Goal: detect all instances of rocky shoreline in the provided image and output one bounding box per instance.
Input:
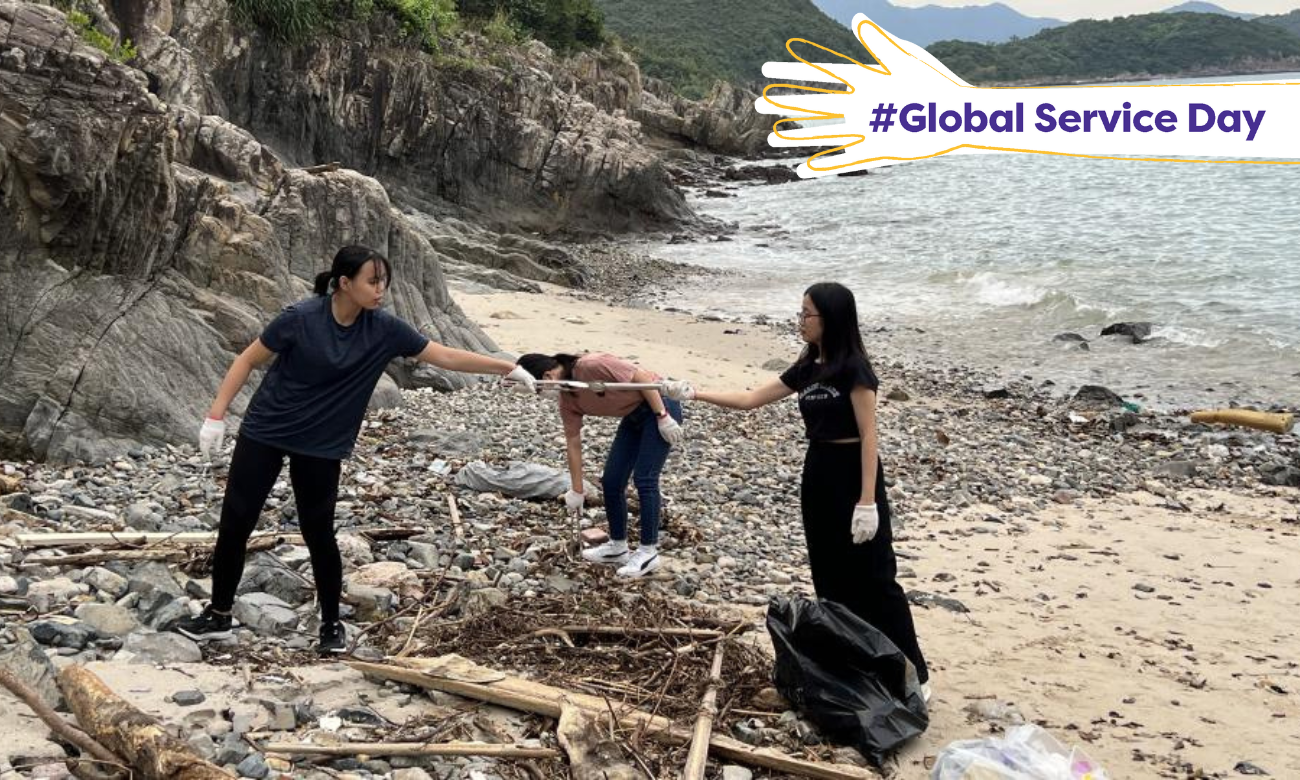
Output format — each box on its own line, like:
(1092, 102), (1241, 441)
(3, 259), (1299, 776)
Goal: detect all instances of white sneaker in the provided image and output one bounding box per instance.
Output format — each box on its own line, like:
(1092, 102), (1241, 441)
(616, 547), (661, 578)
(581, 539), (629, 565)
(921, 682), (933, 703)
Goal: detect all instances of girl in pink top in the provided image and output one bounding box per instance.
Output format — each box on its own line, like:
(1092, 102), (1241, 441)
(516, 352), (684, 577)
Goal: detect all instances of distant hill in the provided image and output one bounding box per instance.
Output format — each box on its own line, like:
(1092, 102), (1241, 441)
(812, 0), (1064, 46)
(927, 11), (1300, 84)
(1162, 2), (1258, 20)
(1256, 8), (1300, 37)
(593, 0), (868, 99)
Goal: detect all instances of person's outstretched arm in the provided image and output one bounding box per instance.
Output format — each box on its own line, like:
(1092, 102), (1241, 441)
(417, 342), (511, 375)
(207, 339), (276, 420)
(416, 342), (535, 389)
(693, 378), (794, 411)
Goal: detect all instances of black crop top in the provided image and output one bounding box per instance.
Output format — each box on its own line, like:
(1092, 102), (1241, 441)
(779, 356), (880, 441)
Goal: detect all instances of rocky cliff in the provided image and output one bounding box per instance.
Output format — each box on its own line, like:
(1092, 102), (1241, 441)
(0, 0), (769, 462)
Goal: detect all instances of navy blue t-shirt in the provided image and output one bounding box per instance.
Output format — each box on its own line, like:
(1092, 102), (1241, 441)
(239, 296), (430, 459)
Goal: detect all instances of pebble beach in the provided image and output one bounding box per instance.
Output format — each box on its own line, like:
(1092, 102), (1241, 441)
(1, 268), (1298, 779)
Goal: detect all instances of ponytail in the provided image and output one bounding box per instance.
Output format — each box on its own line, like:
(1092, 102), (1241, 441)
(313, 271), (334, 296)
(517, 352), (583, 380)
(313, 245), (392, 297)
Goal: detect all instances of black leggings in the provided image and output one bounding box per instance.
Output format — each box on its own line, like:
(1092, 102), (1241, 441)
(800, 441), (929, 683)
(211, 435), (343, 622)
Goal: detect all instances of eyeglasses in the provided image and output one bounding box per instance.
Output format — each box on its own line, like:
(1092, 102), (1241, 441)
(796, 312), (821, 324)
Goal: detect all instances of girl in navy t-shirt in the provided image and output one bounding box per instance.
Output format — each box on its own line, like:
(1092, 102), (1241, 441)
(176, 245), (536, 654)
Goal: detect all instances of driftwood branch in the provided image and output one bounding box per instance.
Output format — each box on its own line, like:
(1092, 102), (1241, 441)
(38, 535), (283, 568)
(260, 741), (558, 759)
(0, 668), (124, 770)
(16, 531), (301, 549)
(18, 527), (421, 550)
(303, 161), (341, 175)
(57, 666), (232, 779)
(351, 657), (880, 780)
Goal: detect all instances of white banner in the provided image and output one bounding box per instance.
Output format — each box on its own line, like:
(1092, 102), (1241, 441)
(758, 15), (1300, 175)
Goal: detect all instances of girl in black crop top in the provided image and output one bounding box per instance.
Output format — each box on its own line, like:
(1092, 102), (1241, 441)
(674, 282), (931, 696)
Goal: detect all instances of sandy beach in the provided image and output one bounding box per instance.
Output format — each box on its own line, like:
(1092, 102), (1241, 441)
(456, 284), (789, 390)
(458, 284), (1300, 777)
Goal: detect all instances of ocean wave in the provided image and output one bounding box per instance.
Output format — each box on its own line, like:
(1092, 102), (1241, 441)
(962, 272), (1055, 308)
(1150, 325), (1226, 349)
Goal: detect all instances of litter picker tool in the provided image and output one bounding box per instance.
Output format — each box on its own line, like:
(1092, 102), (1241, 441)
(532, 380), (670, 395)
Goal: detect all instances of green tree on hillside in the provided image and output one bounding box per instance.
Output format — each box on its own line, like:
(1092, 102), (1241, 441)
(593, 0), (873, 99)
(928, 12), (1300, 84)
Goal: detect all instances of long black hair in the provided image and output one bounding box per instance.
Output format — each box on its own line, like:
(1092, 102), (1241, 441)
(795, 282), (873, 383)
(313, 245), (392, 296)
(516, 353), (582, 380)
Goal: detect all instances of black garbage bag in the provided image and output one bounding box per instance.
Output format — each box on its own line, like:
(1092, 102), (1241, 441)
(766, 596), (928, 762)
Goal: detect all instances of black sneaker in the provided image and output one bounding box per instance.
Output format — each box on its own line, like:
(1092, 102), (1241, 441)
(175, 606), (233, 640)
(318, 621), (347, 655)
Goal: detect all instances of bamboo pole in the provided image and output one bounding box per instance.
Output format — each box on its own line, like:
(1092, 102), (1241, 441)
(260, 741), (558, 759)
(350, 658), (879, 780)
(682, 640), (726, 780)
(1190, 408), (1294, 434)
(448, 495), (464, 542)
(552, 626), (723, 640)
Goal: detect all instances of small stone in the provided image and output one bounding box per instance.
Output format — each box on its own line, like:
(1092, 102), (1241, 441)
(73, 603), (139, 636)
(82, 567), (129, 598)
(235, 752), (269, 779)
(1233, 761), (1269, 775)
(187, 732), (218, 761)
(214, 734), (250, 765)
(461, 587), (507, 618)
(121, 631), (203, 664)
(1052, 489), (1079, 504)
(172, 690), (206, 706)
(1155, 460), (1198, 479)
(29, 619), (95, 650)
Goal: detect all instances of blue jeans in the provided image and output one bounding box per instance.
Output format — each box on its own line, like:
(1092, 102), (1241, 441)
(602, 400), (682, 546)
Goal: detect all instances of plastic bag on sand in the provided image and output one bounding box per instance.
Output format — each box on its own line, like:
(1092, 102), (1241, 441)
(766, 596), (928, 762)
(931, 724), (1110, 780)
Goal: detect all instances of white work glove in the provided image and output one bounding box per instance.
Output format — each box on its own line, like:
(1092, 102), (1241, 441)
(564, 489), (584, 513)
(504, 365), (537, 395)
(662, 379), (695, 401)
(198, 417), (226, 459)
(851, 504), (879, 544)
(656, 414), (683, 446)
